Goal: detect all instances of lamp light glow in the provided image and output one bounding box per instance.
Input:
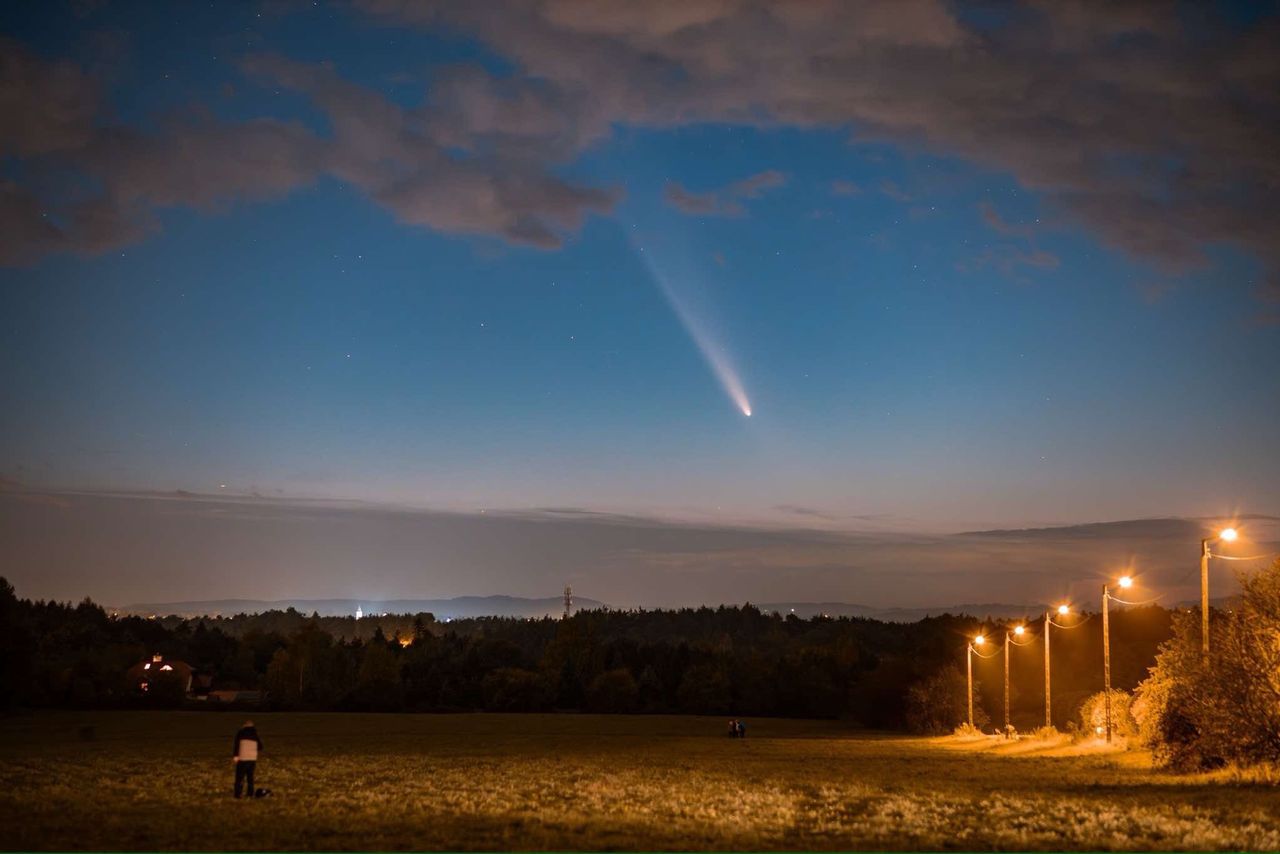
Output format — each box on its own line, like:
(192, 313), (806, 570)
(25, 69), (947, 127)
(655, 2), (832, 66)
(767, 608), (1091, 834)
(974, 634), (985, 645)
(1014, 625), (1025, 635)
(1118, 575), (1133, 589)
(1219, 527), (1238, 542)
(1057, 604), (1070, 615)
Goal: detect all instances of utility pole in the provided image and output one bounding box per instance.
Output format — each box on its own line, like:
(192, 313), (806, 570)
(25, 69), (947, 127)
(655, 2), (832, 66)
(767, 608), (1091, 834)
(1199, 527), (1239, 665)
(967, 643), (974, 728)
(1004, 630), (1011, 733)
(1044, 610), (1051, 730)
(1200, 538), (1211, 665)
(1102, 584), (1112, 744)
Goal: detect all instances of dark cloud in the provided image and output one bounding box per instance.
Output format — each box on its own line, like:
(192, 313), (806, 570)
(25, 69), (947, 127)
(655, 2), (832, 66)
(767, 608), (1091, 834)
(0, 41), (619, 265)
(978, 201), (1036, 239)
(663, 169), (786, 216)
(4, 1), (1280, 298)
(354, 0), (1280, 300)
(0, 38), (99, 157)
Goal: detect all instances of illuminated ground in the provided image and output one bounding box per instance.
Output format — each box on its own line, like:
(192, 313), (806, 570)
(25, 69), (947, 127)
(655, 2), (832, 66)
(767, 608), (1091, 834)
(1, 712), (1277, 851)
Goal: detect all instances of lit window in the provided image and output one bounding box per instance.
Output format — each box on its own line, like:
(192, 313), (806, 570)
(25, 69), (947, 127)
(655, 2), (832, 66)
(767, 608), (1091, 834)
(144, 663), (151, 670)
(160, 664), (173, 671)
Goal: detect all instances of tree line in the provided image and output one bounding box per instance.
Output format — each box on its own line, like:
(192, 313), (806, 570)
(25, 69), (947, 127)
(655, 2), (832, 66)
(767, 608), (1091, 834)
(0, 575), (1174, 729)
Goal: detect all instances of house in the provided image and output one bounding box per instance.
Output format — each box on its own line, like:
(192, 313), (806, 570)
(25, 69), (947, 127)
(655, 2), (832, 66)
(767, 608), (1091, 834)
(126, 653), (194, 696)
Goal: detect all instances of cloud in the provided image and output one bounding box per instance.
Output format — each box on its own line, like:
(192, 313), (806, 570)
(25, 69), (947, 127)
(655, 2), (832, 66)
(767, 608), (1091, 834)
(243, 52), (622, 249)
(5, 1), (1280, 301)
(0, 44), (326, 265)
(4, 487), (1274, 608)
(978, 201), (1036, 239)
(0, 43), (620, 266)
(0, 38), (99, 157)
(664, 169), (786, 217)
(830, 180), (862, 196)
(353, 0), (1280, 302)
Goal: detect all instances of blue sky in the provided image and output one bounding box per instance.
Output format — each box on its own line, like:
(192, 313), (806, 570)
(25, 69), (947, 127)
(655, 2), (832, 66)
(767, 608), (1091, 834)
(2, 1), (1278, 606)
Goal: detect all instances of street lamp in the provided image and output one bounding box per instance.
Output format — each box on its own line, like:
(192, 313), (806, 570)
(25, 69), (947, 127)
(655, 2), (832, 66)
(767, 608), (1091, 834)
(1102, 575), (1134, 743)
(1004, 624), (1029, 735)
(1043, 604), (1071, 729)
(967, 634), (998, 730)
(1200, 526), (1238, 663)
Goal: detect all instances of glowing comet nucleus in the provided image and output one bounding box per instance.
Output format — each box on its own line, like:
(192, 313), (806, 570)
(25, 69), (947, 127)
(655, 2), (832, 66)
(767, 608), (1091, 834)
(638, 245), (752, 417)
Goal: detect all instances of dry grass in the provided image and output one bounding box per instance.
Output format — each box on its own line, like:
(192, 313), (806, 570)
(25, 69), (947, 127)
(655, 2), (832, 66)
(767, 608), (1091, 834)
(1, 712), (1278, 851)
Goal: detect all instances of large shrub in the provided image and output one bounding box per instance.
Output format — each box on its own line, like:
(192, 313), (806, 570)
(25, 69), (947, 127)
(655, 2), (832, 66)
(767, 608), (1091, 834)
(905, 665), (988, 734)
(1135, 559), (1280, 770)
(1077, 689), (1136, 739)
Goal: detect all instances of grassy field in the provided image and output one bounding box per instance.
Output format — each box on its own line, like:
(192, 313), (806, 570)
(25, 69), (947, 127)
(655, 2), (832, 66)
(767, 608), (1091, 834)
(1, 712), (1278, 851)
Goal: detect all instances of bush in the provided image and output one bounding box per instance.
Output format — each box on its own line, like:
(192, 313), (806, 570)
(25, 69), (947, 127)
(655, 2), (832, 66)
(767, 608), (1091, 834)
(906, 665), (989, 734)
(1027, 725), (1060, 740)
(1135, 560), (1280, 770)
(1078, 689), (1136, 740)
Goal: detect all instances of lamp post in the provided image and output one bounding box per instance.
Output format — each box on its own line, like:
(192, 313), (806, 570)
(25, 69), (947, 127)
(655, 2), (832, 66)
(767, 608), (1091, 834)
(1200, 526), (1238, 663)
(1102, 575), (1132, 743)
(1004, 624), (1025, 733)
(1044, 604), (1069, 729)
(967, 634), (985, 728)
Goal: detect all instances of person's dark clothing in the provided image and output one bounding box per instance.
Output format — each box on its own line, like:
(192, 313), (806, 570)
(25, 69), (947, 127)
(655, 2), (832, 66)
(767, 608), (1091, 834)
(234, 760), (256, 799)
(232, 725), (263, 799)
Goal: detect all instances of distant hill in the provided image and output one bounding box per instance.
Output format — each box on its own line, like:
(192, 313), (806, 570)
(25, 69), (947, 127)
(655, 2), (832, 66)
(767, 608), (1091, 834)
(755, 602), (1050, 622)
(116, 595), (606, 620)
(119, 596), (1052, 623)
(119, 595), (1223, 623)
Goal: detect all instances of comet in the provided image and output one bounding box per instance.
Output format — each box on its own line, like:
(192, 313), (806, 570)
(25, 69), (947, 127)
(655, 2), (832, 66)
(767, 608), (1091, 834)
(636, 243), (753, 417)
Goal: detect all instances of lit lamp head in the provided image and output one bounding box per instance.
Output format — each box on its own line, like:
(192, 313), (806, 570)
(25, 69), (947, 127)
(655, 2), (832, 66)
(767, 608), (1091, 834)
(1057, 604), (1070, 616)
(1118, 575), (1134, 589)
(974, 634), (985, 646)
(1219, 527), (1238, 542)
(1013, 625), (1025, 636)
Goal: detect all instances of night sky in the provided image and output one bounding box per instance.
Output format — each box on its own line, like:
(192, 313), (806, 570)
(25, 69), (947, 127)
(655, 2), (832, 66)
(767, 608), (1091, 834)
(2, 2), (1278, 606)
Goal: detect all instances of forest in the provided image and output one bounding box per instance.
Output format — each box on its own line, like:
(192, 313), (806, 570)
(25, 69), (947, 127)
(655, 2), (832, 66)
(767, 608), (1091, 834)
(0, 575), (1174, 731)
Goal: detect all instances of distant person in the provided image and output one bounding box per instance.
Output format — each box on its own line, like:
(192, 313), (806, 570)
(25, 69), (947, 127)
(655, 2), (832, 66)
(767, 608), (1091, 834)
(232, 719), (263, 799)
(736, 719), (746, 738)
(728, 719), (739, 738)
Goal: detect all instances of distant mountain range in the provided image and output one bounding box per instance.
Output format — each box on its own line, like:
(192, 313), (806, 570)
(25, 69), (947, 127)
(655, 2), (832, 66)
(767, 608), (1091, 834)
(117, 595), (1073, 623)
(754, 602), (1052, 621)
(116, 595), (606, 620)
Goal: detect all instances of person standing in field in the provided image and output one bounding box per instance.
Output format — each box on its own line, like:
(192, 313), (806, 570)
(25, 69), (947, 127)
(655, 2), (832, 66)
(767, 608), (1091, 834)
(232, 719), (262, 799)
